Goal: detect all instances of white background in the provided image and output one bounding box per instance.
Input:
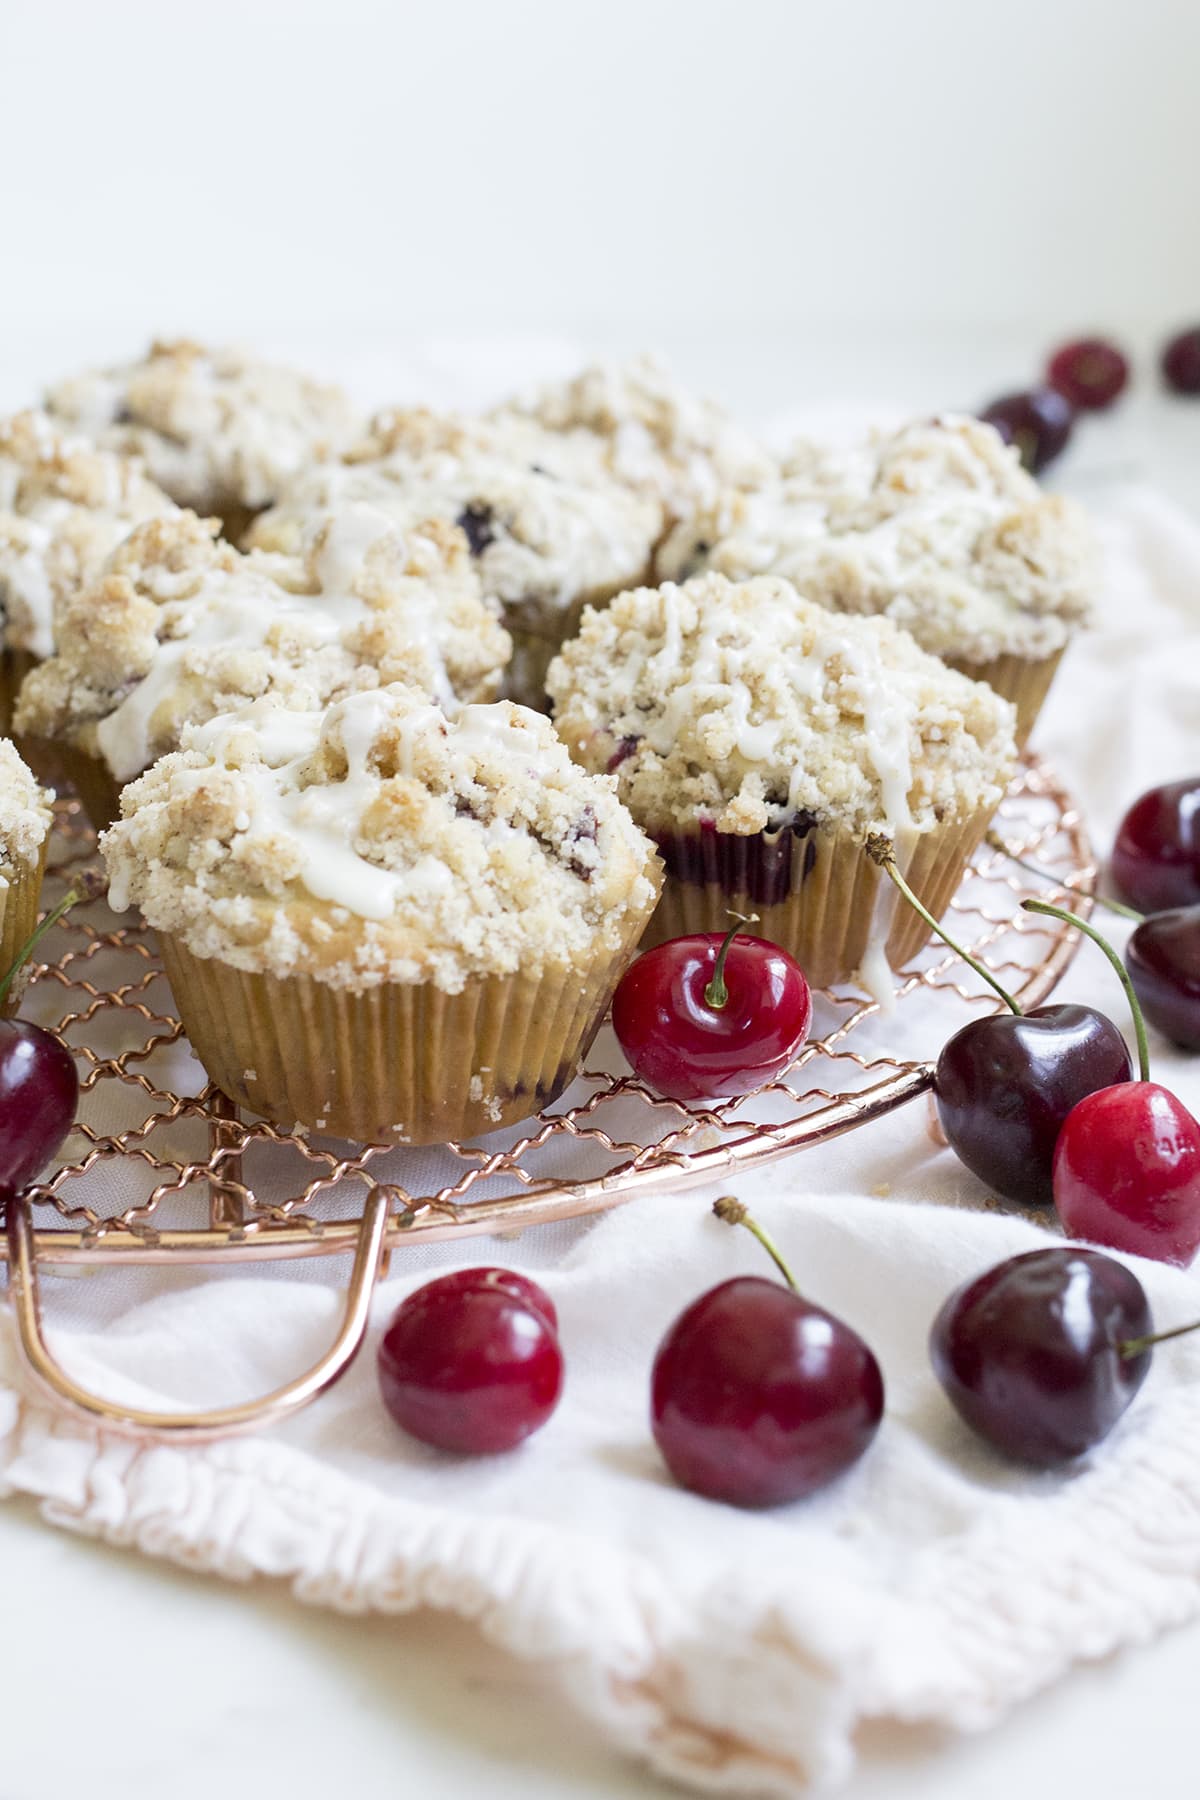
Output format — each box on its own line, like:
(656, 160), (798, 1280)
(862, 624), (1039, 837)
(1, 3), (1200, 1797)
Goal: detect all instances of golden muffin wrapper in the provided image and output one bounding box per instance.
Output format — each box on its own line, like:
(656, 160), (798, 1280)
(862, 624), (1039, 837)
(947, 645), (1066, 750)
(642, 806), (997, 992)
(157, 882), (658, 1145)
(0, 831), (49, 1017)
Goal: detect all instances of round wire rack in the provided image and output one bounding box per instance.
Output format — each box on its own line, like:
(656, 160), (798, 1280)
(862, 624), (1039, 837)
(6, 755), (1095, 1440)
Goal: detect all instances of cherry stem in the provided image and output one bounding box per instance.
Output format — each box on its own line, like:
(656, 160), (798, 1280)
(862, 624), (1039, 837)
(712, 1195), (798, 1292)
(1120, 1319), (1200, 1359)
(864, 832), (1021, 1015)
(1022, 899), (1151, 1083)
(0, 885), (83, 1010)
(985, 832), (1144, 923)
(703, 912), (759, 1011)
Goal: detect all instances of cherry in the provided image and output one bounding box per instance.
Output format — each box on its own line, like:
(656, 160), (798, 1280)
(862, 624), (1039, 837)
(1054, 1083), (1200, 1266)
(1019, 898), (1200, 1266)
(934, 1006), (1132, 1207)
(980, 387), (1074, 474)
(377, 1267), (563, 1454)
(650, 1198), (884, 1507)
(612, 916), (812, 1102)
(0, 886), (81, 1190)
(866, 837), (1132, 1206)
(930, 1247), (1155, 1465)
(1045, 337), (1129, 411)
(1126, 907), (1200, 1051)
(1111, 776), (1200, 914)
(1161, 327), (1200, 396)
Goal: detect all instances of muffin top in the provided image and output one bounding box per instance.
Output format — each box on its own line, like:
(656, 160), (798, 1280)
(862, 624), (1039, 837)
(0, 736), (53, 883)
(655, 416), (1095, 664)
(15, 510), (510, 780)
(547, 574), (1017, 840)
(44, 340), (361, 516)
(0, 410), (175, 658)
(495, 355), (776, 520)
(248, 410), (662, 617)
(101, 687), (661, 993)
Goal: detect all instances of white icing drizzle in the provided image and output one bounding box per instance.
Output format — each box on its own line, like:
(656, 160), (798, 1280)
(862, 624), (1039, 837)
(162, 693), (553, 923)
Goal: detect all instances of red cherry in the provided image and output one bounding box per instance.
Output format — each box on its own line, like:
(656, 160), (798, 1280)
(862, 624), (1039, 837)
(1053, 1083), (1200, 1266)
(980, 388), (1074, 473)
(1162, 328), (1200, 396)
(0, 1019), (78, 1188)
(377, 1267), (563, 1454)
(1111, 776), (1200, 914)
(1126, 907), (1200, 1050)
(612, 919), (812, 1102)
(1045, 337), (1129, 410)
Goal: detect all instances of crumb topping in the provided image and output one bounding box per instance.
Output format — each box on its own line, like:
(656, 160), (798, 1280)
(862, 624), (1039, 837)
(655, 416), (1096, 663)
(547, 574), (1017, 839)
(101, 687), (661, 992)
(495, 355), (777, 519)
(0, 410), (175, 658)
(248, 409), (662, 621)
(44, 340), (361, 515)
(15, 511), (510, 779)
(0, 737), (52, 882)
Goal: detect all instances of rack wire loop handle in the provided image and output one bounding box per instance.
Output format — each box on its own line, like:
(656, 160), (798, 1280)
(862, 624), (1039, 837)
(5, 1184), (391, 1442)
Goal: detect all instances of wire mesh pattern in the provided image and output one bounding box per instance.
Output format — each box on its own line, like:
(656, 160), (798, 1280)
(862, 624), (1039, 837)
(13, 755), (1094, 1269)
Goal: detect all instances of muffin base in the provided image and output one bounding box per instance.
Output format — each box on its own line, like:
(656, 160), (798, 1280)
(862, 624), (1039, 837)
(505, 568), (653, 711)
(0, 833), (49, 1016)
(642, 808), (996, 991)
(948, 646), (1065, 750)
(157, 912), (656, 1146)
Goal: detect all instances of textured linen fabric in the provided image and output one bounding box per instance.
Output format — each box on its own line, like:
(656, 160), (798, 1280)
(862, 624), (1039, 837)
(0, 484), (1198, 1796)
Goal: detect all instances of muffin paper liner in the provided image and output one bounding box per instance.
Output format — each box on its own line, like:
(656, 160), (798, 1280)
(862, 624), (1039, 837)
(30, 742), (125, 833)
(948, 646), (1066, 750)
(0, 832), (49, 1016)
(157, 889), (658, 1146)
(641, 807), (997, 991)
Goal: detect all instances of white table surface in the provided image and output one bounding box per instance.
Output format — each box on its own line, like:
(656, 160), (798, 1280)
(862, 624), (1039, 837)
(2, 330), (1199, 1799)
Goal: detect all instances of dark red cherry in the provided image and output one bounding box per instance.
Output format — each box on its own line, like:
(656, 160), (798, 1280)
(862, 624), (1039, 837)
(1054, 1083), (1200, 1266)
(377, 1267), (563, 1454)
(651, 1275), (883, 1507)
(1045, 337), (1129, 410)
(612, 921), (812, 1102)
(1126, 907), (1200, 1050)
(1112, 777), (1200, 913)
(933, 1005), (1133, 1207)
(0, 1019), (79, 1189)
(980, 387), (1074, 473)
(930, 1247), (1153, 1465)
(1162, 327), (1200, 396)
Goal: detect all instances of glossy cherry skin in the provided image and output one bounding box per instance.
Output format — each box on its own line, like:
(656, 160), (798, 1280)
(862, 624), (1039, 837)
(933, 1005), (1133, 1208)
(377, 1268), (563, 1454)
(0, 1019), (79, 1189)
(1054, 1084), (1200, 1266)
(612, 933), (812, 1102)
(930, 1248), (1153, 1466)
(1126, 907), (1200, 1050)
(1162, 327), (1200, 396)
(1111, 777), (1200, 913)
(651, 1276), (884, 1507)
(1046, 337), (1129, 411)
(980, 387), (1074, 473)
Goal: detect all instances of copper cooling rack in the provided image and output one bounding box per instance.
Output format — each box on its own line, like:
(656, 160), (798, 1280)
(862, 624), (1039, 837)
(3, 755), (1094, 1440)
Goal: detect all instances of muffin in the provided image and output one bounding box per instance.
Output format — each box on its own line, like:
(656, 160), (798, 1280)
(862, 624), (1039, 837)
(494, 354), (777, 524)
(101, 687), (662, 1143)
(656, 416), (1095, 745)
(44, 339), (361, 541)
(547, 574), (1018, 993)
(14, 508), (510, 830)
(0, 738), (53, 1010)
(0, 409), (175, 734)
(247, 409), (663, 707)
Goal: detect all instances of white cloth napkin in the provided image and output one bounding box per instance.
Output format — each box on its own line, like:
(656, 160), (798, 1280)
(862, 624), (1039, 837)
(2, 485), (1200, 1797)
